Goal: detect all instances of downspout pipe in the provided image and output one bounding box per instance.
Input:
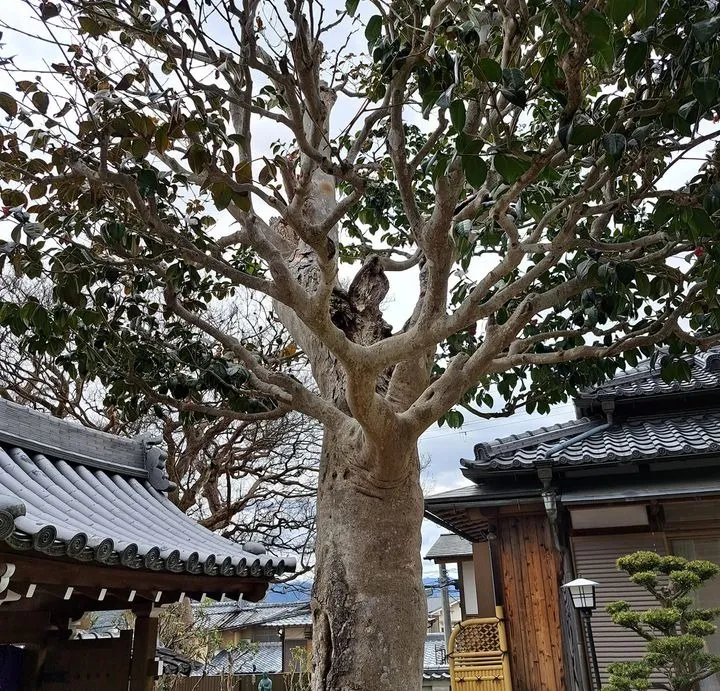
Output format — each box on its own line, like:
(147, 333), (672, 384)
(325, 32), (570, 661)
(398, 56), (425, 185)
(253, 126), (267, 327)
(543, 421), (612, 460)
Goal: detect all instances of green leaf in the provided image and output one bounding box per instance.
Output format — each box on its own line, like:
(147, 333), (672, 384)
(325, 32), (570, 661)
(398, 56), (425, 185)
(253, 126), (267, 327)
(616, 262), (636, 285)
(690, 208), (717, 237)
(463, 156), (488, 189)
(211, 182), (233, 211)
(41, 2), (61, 20)
(136, 169), (158, 195)
(502, 68), (525, 91)
(110, 117), (133, 137)
(569, 123), (603, 146)
(131, 138), (150, 159)
(473, 58), (502, 82)
(692, 16), (720, 44)
(601, 133), (627, 165)
(635, 0), (659, 28)
(678, 99), (699, 122)
(186, 143), (210, 175)
(449, 100), (466, 132)
(116, 73), (135, 91)
(346, 0), (359, 16)
(652, 199), (675, 226)
(630, 124), (652, 145)
(494, 154), (531, 184)
(78, 15), (107, 37)
(445, 410), (464, 428)
(455, 132), (483, 155)
(154, 124), (170, 154)
(584, 9), (611, 44)
(607, 0), (634, 24)
(0, 92), (17, 118)
(576, 258), (598, 281)
(1, 190), (27, 207)
(365, 15), (383, 46)
(500, 88), (527, 108)
(624, 42), (648, 77)
(692, 78), (720, 109)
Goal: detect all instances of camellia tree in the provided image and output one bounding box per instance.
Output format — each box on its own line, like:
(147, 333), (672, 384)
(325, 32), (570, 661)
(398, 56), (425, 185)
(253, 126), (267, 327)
(1, 0), (720, 687)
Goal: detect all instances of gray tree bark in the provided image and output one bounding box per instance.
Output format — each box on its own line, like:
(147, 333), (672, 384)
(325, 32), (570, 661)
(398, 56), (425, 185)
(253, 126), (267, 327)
(310, 421), (427, 690)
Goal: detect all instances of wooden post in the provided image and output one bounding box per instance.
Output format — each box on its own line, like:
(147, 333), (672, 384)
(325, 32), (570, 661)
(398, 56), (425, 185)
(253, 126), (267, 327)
(129, 609), (158, 691)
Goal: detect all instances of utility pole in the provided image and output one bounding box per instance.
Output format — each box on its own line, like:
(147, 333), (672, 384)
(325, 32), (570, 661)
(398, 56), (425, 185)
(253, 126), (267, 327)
(439, 562), (453, 652)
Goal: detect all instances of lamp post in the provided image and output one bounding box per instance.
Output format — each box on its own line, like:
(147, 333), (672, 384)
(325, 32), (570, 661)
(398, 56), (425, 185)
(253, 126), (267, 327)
(562, 577), (601, 691)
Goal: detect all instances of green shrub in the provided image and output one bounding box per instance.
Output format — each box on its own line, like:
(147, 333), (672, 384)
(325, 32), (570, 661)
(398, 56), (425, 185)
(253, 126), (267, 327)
(604, 551), (720, 691)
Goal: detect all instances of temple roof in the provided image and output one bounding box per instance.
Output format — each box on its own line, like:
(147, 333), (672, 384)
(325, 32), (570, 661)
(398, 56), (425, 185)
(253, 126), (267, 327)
(0, 399), (294, 583)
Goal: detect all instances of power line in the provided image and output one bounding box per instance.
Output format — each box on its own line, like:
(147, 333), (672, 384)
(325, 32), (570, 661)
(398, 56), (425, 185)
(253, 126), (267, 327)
(420, 409), (573, 441)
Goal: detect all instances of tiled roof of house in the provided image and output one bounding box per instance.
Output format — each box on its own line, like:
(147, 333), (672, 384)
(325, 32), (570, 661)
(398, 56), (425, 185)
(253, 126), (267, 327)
(203, 641), (284, 675)
(576, 349), (720, 402)
(461, 350), (720, 475)
(0, 399), (294, 580)
(424, 632), (449, 668)
(197, 600), (312, 630)
(463, 410), (720, 473)
(199, 635), (450, 679)
(425, 533), (473, 560)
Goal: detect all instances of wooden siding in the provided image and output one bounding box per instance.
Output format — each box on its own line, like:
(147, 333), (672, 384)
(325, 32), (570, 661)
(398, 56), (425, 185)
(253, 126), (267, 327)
(497, 514), (565, 691)
(572, 533), (666, 686)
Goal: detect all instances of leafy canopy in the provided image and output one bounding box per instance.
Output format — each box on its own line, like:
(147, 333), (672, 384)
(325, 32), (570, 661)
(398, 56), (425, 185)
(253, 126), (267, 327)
(0, 0), (719, 433)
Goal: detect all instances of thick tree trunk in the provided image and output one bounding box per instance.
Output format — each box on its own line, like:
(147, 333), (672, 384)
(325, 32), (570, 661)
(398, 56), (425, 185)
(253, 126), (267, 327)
(311, 421), (426, 691)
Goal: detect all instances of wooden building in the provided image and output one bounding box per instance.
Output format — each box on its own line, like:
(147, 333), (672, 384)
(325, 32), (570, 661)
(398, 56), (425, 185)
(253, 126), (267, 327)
(0, 399), (295, 690)
(425, 349), (720, 691)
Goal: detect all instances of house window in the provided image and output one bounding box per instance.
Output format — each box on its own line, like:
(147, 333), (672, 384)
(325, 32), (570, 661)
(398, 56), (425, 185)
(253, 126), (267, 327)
(671, 538), (720, 691)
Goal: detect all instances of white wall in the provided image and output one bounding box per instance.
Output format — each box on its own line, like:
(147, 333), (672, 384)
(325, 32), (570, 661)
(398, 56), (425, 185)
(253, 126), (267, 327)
(461, 560), (478, 616)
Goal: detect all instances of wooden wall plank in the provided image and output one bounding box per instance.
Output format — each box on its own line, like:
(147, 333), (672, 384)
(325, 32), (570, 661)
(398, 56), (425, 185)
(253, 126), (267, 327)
(498, 515), (566, 691)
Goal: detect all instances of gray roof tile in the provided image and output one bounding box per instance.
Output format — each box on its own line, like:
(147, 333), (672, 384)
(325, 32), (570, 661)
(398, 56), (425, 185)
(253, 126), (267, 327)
(425, 533), (473, 560)
(424, 632), (449, 668)
(200, 635), (449, 677)
(464, 411), (720, 473)
(0, 404), (296, 580)
(577, 348), (720, 402)
(201, 641), (283, 675)
(198, 600), (312, 630)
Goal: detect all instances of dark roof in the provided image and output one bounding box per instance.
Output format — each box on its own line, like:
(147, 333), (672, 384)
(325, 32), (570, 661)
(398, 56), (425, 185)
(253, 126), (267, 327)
(560, 472), (720, 505)
(198, 600), (312, 630)
(576, 348), (720, 403)
(425, 533), (473, 560)
(0, 399), (295, 580)
(424, 632), (449, 668)
(202, 641), (283, 675)
(463, 410), (720, 475)
(199, 635), (449, 679)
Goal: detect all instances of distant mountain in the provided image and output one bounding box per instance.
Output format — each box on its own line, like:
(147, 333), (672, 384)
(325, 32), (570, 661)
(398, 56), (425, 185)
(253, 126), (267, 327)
(265, 581), (312, 603)
(265, 577), (458, 604)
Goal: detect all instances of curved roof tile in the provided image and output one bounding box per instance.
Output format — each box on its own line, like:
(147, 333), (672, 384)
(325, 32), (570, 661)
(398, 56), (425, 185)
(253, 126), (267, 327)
(0, 399), (296, 580)
(0, 439), (295, 578)
(577, 348), (720, 402)
(464, 411), (720, 472)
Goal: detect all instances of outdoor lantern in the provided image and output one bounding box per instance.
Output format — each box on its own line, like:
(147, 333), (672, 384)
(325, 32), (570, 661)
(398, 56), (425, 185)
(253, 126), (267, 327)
(562, 577), (599, 611)
(541, 488), (558, 522)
